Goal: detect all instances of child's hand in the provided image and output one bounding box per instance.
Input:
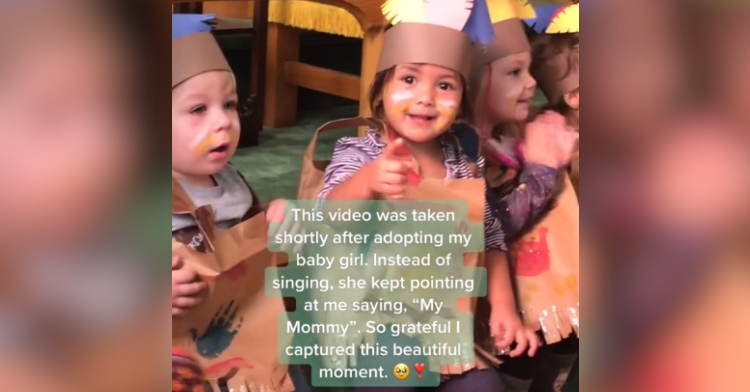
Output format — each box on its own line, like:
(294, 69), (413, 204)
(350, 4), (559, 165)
(172, 256), (207, 317)
(369, 138), (413, 200)
(267, 199), (303, 252)
(490, 305), (541, 357)
(522, 111), (578, 169)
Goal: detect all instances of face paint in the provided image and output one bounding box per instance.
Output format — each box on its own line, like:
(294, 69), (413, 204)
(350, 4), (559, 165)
(388, 90), (414, 114)
(435, 99), (458, 133)
(509, 97), (518, 113)
(191, 129), (215, 156)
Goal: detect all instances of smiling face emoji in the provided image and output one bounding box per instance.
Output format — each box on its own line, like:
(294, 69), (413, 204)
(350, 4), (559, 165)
(393, 363), (410, 380)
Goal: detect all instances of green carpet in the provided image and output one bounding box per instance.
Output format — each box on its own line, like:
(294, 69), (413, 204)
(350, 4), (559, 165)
(231, 105), (358, 202)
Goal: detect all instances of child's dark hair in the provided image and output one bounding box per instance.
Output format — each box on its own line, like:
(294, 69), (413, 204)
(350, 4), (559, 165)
(367, 66), (473, 123)
(530, 33), (579, 115)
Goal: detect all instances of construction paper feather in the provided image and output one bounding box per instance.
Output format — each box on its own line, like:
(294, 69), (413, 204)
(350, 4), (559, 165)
(487, 0), (536, 24)
(382, 0), (426, 24)
(463, 0), (495, 45)
(382, 0), (474, 32)
(514, 0), (537, 19)
(546, 3), (578, 34)
(525, 3), (563, 34)
(172, 13), (216, 39)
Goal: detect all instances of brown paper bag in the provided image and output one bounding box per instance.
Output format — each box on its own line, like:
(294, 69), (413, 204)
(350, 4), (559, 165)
(405, 178), (496, 375)
(297, 117), (384, 200)
(512, 175), (580, 344)
(172, 179), (293, 392)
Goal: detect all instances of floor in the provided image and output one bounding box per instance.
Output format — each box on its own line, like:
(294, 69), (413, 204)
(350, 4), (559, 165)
(231, 105), (358, 202)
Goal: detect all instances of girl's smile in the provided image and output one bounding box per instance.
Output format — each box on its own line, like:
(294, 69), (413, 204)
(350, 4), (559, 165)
(405, 111), (439, 128)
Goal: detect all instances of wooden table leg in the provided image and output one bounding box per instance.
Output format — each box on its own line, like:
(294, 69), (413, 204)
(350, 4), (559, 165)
(358, 26), (385, 137)
(264, 22), (300, 128)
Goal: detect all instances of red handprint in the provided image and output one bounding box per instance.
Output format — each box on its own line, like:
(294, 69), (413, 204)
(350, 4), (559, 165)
(514, 227), (551, 276)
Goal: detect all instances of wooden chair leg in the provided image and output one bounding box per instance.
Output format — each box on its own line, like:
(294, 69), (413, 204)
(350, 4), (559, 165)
(239, 0), (269, 147)
(264, 23), (300, 128)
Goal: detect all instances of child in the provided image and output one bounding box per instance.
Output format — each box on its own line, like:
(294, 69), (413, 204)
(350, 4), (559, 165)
(468, 2), (580, 391)
(529, 11), (579, 194)
(452, 0), (577, 241)
(170, 14), (309, 392)
(316, 1), (547, 390)
(527, 9), (580, 392)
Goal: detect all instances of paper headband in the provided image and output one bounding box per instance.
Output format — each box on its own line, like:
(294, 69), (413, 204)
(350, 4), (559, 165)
(376, 0), (494, 80)
(172, 14), (231, 88)
(474, 0), (536, 66)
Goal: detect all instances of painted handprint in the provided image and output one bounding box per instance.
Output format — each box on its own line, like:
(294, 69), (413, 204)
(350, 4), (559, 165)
(191, 301), (244, 359)
(514, 227), (551, 276)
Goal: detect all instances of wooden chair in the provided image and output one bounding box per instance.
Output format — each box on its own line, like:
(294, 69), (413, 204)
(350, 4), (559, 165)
(172, 1), (268, 147)
(262, 0), (387, 136)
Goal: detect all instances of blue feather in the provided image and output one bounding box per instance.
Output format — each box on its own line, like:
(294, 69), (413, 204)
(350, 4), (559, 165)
(463, 0), (495, 45)
(525, 4), (561, 34)
(172, 14), (217, 40)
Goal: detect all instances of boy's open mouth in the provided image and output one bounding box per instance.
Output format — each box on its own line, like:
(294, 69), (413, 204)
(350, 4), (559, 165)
(210, 144), (229, 153)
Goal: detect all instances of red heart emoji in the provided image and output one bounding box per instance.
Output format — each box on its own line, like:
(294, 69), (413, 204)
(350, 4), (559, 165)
(414, 363), (425, 373)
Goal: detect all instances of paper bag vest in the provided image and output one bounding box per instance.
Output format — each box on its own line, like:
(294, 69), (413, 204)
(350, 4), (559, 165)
(489, 167), (580, 344)
(172, 174), (293, 392)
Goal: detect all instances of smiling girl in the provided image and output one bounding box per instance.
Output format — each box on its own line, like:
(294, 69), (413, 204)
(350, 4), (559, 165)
(451, 0), (576, 242)
(465, 2), (580, 391)
(315, 0), (545, 388)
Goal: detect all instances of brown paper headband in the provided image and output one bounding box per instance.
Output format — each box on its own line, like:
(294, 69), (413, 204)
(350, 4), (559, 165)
(172, 32), (231, 88)
(473, 18), (531, 67)
(376, 23), (474, 81)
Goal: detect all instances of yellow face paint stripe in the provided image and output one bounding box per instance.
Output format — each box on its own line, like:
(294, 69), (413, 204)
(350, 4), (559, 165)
(192, 133), (215, 156)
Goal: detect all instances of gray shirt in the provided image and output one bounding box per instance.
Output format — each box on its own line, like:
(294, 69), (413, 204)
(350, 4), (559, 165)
(171, 166), (253, 232)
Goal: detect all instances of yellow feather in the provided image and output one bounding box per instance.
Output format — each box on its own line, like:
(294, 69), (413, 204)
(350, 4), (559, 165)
(382, 0), (426, 24)
(513, 0), (536, 19)
(547, 3), (579, 34)
(488, 0), (536, 23)
(487, 0), (517, 23)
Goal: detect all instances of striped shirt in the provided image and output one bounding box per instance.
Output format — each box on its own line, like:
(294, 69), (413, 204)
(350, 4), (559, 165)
(317, 129), (507, 251)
